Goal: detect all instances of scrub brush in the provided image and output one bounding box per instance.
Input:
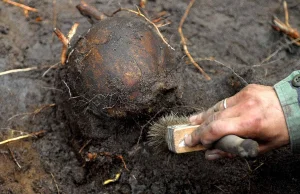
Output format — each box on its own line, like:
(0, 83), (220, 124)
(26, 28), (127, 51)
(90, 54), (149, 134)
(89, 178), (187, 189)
(147, 114), (259, 158)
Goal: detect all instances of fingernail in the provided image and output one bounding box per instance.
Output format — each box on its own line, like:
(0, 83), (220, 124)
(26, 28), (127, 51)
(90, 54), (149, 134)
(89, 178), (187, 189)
(205, 153), (222, 160)
(184, 134), (192, 146)
(189, 115), (197, 123)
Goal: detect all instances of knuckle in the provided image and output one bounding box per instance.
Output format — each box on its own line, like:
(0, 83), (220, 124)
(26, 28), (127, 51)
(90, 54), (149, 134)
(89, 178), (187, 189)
(209, 121), (221, 137)
(195, 114), (202, 121)
(215, 112), (223, 120)
(240, 84), (258, 99)
(201, 139), (211, 147)
(241, 115), (262, 132)
(243, 98), (260, 109)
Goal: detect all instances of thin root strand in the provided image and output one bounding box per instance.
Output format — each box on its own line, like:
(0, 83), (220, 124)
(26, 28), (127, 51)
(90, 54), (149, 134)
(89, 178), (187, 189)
(112, 7), (174, 50)
(178, 0), (211, 80)
(0, 130), (46, 145)
(2, 0), (38, 12)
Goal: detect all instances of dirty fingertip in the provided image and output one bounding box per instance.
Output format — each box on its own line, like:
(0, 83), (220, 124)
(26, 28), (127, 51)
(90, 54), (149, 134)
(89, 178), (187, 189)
(189, 113), (201, 124)
(189, 115), (197, 123)
(184, 134), (193, 146)
(205, 150), (224, 160)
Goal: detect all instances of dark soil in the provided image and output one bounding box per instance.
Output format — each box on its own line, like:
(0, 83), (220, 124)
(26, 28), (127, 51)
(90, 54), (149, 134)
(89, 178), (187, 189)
(1, 0), (300, 193)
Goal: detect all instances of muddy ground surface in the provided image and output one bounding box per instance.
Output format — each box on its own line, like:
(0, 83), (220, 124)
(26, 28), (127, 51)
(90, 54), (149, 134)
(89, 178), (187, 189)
(1, 0), (300, 193)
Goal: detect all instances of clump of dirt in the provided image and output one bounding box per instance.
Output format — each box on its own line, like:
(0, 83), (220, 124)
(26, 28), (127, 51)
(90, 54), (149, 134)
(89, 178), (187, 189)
(1, 0), (300, 194)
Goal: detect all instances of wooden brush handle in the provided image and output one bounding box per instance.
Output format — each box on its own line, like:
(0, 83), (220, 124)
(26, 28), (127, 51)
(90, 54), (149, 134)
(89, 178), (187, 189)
(170, 125), (258, 157)
(214, 135), (258, 158)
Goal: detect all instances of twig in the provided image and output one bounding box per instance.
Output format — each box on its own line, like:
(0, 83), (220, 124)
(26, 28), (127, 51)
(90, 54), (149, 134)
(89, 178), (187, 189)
(53, 28), (68, 65)
(32, 104), (56, 119)
(67, 23), (79, 43)
(79, 139), (92, 154)
(194, 57), (248, 85)
(8, 104), (56, 121)
(42, 62), (60, 77)
(50, 173), (61, 194)
(215, 185), (227, 193)
(7, 113), (31, 121)
(51, 0), (57, 42)
(0, 64), (55, 77)
(252, 162), (264, 171)
(140, 0), (147, 8)
(254, 37), (300, 67)
(76, 0), (106, 21)
(0, 67), (38, 76)
(112, 7), (174, 50)
(62, 80), (72, 97)
(54, 23), (79, 65)
(284, 1), (290, 28)
(19, 0), (28, 17)
(0, 130), (46, 145)
(156, 21), (171, 28)
(272, 1), (300, 45)
(2, 0), (38, 12)
(136, 108), (164, 145)
(116, 155), (129, 171)
(8, 148), (22, 169)
(178, 0), (211, 80)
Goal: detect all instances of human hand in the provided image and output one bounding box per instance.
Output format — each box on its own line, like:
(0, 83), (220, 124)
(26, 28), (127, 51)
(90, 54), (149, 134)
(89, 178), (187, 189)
(184, 84), (289, 160)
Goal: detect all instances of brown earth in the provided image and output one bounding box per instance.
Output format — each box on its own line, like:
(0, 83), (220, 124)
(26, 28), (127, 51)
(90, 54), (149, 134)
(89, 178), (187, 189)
(1, 0), (300, 193)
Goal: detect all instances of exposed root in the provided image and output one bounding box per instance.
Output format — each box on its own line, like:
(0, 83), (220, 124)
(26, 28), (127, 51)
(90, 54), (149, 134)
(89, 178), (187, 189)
(53, 28), (68, 65)
(193, 57), (248, 86)
(8, 148), (22, 169)
(152, 11), (168, 23)
(254, 37), (300, 67)
(112, 7), (175, 50)
(0, 64), (58, 77)
(42, 62), (60, 77)
(136, 108), (164, 146)
(0, 130), (46, 145)
(62, 80), (72, 98)
(19, 0), (29, 17)
(116, 155), (129, 172)
(78, 139), (92, 154)
(8, 104), (56, 121)
(0, 67), (38, 76)
(140, 0), (147, 9)
(50, 173), (61, 194)
(272, 1), (300, 45)
(156, 21), (171, 28)
(76, 0), (106, 22)
(32, 103), (56, 117)
(178, 0), (211, 80)
(51, 0), (57, 42)
(2, 0), (38, 12)
(54, 23), (79, 65)
(67, 23), (79, 43)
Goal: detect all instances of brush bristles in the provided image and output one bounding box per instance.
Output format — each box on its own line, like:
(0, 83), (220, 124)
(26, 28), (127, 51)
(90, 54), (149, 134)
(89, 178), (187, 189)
(147, 113), (189, 152)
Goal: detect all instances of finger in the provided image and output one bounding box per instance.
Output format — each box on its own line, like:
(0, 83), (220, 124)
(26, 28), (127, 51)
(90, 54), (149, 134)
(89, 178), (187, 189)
(201, 118), (261, 146)
(188, 117), (257, 147)
(205, 149), (235, 160)
(205, 106), (241, 123)
(184, 120), (209, 147)
(217, 95), (238, 112)
(258, 142), (283, 154)
(186, 111), (244, 147)
(189, 96), (238, 125)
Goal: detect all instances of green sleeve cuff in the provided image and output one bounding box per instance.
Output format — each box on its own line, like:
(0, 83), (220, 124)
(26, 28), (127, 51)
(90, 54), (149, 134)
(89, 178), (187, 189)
(274, 70), (300, 153)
